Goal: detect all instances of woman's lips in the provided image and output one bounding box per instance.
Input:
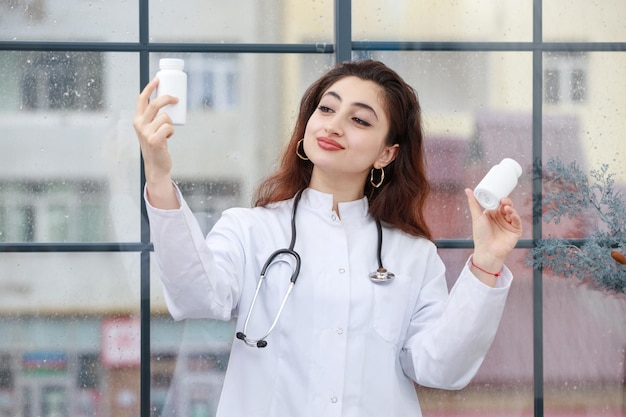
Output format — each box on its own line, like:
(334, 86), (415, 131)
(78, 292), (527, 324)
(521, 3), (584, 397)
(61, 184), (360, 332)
(317, 137), (345, 151)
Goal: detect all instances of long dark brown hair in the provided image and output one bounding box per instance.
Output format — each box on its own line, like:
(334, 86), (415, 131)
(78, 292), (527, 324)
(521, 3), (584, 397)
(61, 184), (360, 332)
(253, 60), (431, 240)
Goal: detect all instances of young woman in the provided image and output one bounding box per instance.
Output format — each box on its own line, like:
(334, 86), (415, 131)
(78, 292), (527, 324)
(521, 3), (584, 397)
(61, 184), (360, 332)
(134, 59), (522, 417)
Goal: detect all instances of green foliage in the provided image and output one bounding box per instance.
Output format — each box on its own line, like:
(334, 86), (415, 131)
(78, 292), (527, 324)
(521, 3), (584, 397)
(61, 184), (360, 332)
(529, 158), (626, 294)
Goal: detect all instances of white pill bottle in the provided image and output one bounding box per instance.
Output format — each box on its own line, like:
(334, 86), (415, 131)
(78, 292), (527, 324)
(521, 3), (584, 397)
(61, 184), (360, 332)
(474, 158), (522, 210)
(156, 58), (187, 125)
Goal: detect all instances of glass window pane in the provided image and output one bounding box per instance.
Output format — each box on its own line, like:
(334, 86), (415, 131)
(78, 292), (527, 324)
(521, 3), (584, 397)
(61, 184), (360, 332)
(0, 253), (139, 312)
(0, 253), (140, 417)
(0, 52), (141, 243)
(537, 52), (626, 414)
(150, 317), (235, 417)
(3, 2), (623, 416)
(543, 273), (626, 415)
(0, 0), (138, 42)
(151, 254), (234, 417)
(147, 53), (331, 209)
(359, 52), (533, 240)
(542, 52), (626, 239)
(150, 1), (333, 44)
(353, 1), (532, 42)
(544, 1), (626, 42)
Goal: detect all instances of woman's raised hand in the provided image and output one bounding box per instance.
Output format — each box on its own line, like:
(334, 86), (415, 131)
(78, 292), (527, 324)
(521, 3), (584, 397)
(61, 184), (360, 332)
(464, 188), (523, 287)
(133, 78), (181, 209)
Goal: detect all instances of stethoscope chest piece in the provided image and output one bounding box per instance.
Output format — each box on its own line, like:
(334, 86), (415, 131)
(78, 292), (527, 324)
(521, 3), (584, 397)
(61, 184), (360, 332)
(369, 267), (395, 283)
(369, 219), (394, 283)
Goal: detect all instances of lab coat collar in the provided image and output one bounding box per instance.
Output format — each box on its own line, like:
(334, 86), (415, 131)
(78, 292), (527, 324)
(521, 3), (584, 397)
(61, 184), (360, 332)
(300, 187), (369, 219)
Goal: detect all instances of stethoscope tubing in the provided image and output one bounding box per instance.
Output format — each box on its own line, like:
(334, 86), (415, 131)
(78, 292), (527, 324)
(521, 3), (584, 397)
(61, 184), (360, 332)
(236, 190), (304, 348)
(236, 188), (394, 348)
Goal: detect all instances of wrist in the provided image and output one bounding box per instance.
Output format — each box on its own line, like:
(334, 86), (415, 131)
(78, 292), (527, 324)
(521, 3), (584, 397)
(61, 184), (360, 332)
(471, 252), (504, 274)
(145, 179), (179, 210)
(469, 255), (504, 287)
(470, 256), (502, 277)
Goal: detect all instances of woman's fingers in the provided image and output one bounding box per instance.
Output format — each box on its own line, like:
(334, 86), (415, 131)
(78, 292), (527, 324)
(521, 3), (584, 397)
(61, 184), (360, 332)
(497, 197), (522, 231)
(135, 78), (158, 118)
(133, 78), (179, 135)
(154, 119), (176, 141)
(134, 113), (174, 156)
(464, 188), (485, 221)
(144, 95), (179, 126)
(132, 79), (179, 181)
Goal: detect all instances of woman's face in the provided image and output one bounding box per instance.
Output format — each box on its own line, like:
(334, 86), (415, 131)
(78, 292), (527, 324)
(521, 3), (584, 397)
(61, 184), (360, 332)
(303, 76), (398, 188)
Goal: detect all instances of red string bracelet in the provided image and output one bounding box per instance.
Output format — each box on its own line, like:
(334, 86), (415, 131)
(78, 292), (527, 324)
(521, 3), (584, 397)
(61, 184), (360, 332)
(470, 257), (502, 278)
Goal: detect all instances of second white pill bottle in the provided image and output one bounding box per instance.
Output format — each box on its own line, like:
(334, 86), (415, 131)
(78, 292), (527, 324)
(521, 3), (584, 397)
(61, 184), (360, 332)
(156, 58), (187, 125)
(473, 158), (522, 210)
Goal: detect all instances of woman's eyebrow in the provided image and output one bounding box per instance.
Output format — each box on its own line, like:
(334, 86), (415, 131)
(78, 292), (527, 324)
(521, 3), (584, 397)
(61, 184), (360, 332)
(322, 90), (379, 121)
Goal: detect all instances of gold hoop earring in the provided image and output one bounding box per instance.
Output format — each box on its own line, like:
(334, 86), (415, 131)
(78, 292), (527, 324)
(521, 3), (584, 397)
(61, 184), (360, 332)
(370, 167), (385, 188)
(296, 139), (309, 161)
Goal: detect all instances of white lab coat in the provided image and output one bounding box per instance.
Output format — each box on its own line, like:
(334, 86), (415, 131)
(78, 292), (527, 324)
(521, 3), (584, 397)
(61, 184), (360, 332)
(146, 186), (512, 417)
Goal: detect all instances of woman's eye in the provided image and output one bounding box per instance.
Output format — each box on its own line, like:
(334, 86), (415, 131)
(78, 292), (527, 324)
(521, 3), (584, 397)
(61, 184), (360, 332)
(353, 117), (371, 127)
(318, 105), (333, 113)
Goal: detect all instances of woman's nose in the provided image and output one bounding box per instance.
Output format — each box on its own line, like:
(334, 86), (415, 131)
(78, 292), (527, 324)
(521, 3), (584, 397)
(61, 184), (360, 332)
(325, 115), (344, 136)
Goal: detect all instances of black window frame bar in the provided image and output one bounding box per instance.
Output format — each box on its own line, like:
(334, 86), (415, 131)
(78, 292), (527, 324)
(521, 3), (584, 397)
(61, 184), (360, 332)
(0, 0), (625, 416)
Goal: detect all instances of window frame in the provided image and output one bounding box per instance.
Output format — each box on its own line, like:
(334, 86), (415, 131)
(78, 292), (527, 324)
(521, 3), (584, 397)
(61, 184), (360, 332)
(0, 1), (625, 417)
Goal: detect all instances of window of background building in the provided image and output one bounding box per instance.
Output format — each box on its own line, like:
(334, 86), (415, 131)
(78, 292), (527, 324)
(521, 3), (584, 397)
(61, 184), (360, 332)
(0, 354), (12, 389)
(1, 2), (625, 417)
(19, 52), (104, 112)
(544, 52), (587, 105)
(0, 181), (107, 242)
(186, 55), (239, 111)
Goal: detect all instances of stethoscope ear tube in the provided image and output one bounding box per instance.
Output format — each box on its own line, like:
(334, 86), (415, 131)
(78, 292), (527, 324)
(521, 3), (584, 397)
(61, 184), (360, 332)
(260, 248), (301, 284)
(236, 190), (305, 348)
(237, 272), (297, 348)
(238, 248), (300, 348)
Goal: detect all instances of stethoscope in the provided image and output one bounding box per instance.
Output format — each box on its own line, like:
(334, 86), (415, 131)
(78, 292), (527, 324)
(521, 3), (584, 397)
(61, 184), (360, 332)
(236, 189), (394, 348)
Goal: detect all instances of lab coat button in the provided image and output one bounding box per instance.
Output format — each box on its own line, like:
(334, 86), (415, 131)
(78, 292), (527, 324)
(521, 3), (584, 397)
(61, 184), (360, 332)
(330, 396), (338, 403)
(338, 268), (345, 274)
(336, 328), (344, 335)
(331, 214), (337, 221)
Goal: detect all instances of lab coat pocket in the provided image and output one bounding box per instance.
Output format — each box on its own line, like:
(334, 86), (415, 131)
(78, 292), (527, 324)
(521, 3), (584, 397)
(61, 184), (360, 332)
(371, 279), (410, 346)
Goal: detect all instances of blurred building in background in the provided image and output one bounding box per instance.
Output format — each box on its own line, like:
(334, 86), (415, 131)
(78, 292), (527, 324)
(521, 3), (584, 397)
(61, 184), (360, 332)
(1, 1), (625, 416)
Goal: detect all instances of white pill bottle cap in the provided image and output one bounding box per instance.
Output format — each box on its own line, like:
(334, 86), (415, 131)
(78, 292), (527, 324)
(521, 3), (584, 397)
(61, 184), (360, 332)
(159, 58), (185, 70)
(473, 158), (522, 210)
